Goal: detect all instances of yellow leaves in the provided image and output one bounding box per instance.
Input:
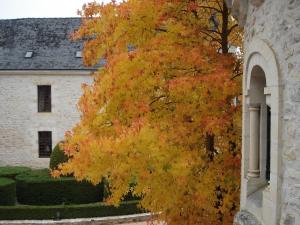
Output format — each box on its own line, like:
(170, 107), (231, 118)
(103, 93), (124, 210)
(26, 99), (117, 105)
(54, 0), (243, 224)
(50, 169), (61, 178)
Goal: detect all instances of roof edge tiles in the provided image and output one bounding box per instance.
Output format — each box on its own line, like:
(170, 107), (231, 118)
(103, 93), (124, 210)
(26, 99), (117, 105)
(0, 18), (100, 71)
(0, 70), (94, 76)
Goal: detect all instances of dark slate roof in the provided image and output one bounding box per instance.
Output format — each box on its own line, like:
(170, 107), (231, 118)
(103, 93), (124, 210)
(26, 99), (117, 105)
(0, 18), (100, 70)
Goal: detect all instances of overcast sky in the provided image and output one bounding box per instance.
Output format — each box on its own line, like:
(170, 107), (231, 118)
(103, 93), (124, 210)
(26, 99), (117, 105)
(0, 0), (116, 19)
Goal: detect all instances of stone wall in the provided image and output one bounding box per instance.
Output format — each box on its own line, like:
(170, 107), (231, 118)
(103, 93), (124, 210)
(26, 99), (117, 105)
(243, 0), (300, 224)
(0, 71), (92, 168)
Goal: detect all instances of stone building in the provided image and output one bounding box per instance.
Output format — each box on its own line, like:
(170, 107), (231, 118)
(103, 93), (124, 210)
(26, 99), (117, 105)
(226, 0), (300, 225)
(0, 18), (98, 168)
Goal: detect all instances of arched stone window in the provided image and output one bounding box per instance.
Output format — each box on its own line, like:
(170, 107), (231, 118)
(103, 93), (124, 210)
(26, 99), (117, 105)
(248, 65), (267, 179)
(241, 39), (281, 225)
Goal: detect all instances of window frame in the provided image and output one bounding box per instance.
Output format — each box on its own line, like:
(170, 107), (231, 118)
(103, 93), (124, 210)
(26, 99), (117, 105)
(241, 38), (281, 225)
(38, 131), (52, 158)
(37, 85), (51, 113)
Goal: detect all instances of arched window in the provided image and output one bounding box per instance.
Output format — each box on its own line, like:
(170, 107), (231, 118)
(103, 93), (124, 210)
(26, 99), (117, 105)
(247, 65), (271, 183)
(240, 39), (281, 225)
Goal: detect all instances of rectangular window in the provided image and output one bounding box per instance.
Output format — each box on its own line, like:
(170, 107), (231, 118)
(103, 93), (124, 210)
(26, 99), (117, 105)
(38, 131), (52, 157)
(38, 85), (51, 112)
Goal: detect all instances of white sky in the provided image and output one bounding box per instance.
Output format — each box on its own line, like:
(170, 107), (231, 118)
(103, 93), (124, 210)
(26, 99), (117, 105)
(0, 0), (116, 19)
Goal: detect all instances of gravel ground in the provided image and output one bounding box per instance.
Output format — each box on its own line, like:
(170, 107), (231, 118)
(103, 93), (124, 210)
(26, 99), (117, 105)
(121, 223), (147, 225)
(0, 213), (165, 225)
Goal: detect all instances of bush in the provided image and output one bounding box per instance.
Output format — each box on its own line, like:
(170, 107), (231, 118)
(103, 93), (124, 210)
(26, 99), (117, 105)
(0, 178), (16, 206)
(124, 179), (141, 201)
(0, 200), (143, 220)
(49, 142), (68, 170)
(0, 167), (31, 179)
(16, 169), (103, 205)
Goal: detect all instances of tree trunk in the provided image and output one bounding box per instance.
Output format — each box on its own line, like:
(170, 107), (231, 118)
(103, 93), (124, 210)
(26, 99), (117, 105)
(221, 0), (229, 54)
(206, 133), (216, 161)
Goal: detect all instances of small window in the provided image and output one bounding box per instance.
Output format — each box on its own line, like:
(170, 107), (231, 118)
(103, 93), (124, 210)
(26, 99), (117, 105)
(75, 51), (82, 58)
(38, 85), (51, 112)
(38, 131), (52, 157)
(25, 51), (33, 58)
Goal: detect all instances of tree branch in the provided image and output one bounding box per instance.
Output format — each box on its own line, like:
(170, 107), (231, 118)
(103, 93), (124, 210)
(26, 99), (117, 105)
(200, 30), (222, 45)
(227, 24), (238, 35)
(150, 95), (166, 106)
(199, 5), (222, 13)
(155, 27), (167, 33)
(206, 29), (221, 35)
(216, 0), (222, 11)
(230, 72), (243, 80)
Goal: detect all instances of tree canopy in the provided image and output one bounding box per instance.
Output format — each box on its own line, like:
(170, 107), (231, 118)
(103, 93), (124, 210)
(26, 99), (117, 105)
(53, 1), (242, 224)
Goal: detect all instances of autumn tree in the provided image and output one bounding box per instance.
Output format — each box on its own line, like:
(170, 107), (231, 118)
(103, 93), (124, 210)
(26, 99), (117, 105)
(53, 1), (242, 224)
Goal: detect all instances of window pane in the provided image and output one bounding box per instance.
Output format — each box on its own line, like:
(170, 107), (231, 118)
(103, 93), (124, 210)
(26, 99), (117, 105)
(38, 131), (52, 157)
(266, 106), (271, 182)
(38, 85), (51, 112)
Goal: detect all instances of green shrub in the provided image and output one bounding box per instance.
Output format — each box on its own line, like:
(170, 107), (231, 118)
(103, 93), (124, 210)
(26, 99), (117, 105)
(0, 167), (31, 179)
(0, 200), (143, 220)
(124, 178), (141, 201)
(16, 169), (103, 205)
(123, 191), (141, 201)
(49, 142), (68, 170)
(0, 178), (16, 206)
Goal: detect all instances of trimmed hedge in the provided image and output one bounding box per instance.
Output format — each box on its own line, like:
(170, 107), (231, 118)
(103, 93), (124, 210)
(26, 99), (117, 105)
(16, 169), (103, 205)
(49, 142), (68, 170)
(0, 166), (31, 179)
(0, 178), (16, 206)
(0, 200), (143, 220)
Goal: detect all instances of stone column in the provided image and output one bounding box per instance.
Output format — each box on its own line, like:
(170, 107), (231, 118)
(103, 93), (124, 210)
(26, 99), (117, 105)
(248, 106), (260, 178)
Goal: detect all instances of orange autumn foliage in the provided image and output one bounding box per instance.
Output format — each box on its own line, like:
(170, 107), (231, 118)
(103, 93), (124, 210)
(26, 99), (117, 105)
(53, 1), (242, 224)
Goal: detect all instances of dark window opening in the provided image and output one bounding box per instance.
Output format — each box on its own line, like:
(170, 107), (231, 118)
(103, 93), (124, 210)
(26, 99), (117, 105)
(266, 106), (271, 182)
(38, 131), (52, 157)
(38, 85), (51, 112)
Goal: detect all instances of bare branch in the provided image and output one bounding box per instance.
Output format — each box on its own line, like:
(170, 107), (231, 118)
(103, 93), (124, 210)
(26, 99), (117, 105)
(199, 5), (222, 13)
(150, 95), (166, 106)
(216, 0), (222, 11)
(227, 24), (238, 35)
(206, 29), (222, 35)
(199, 30), (222, 45)
(155, 27), (167, 33)
(231, 72), (243, 80)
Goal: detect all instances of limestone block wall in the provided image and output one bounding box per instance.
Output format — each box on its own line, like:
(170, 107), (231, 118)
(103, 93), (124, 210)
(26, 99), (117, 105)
(243, 0), (300, 224)
(0, 71), (92, 168)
